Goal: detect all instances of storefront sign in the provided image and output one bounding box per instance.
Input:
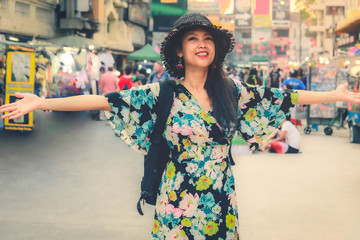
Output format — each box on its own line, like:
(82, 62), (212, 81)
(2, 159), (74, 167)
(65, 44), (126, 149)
(272, 0), (290, 27)
(253, 15), (271, 28)
(128, 4), (148, 27)
(234, 0), (251, 28)
(188, 1), (220, 14)
(219, 15), (234, 32)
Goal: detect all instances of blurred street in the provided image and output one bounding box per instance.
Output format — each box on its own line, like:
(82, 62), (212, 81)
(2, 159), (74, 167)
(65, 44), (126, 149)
(0, 111), (360, 240)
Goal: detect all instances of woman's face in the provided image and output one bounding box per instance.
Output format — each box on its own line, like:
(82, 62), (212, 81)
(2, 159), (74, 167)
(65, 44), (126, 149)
(177, 28), (215, 71)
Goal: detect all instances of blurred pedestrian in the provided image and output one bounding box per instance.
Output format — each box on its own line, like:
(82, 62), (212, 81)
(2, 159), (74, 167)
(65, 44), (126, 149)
(228, 68), (240, 80)
(99, 66), (118, 95)
(99, 66), (118, 121)
(298, 68), (308, 90)
(281, 69), (306, 90)
(131, 76), (143, 88)
(138, 68), (148, 85)
(269, 64), (282, 88)
(246, 68), (263, 86)
(147, 61), (170, 83)
(118, 64), (133, 90)
(239, 67), (250, 82)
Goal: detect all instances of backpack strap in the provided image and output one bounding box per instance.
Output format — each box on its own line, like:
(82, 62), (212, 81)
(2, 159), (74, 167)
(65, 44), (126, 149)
(228, 80), (240, 166)
(136, 80), (174, 215)
(152, 80), (175, 138)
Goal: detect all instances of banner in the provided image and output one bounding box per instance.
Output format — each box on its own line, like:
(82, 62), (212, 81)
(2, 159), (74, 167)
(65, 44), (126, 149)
(253, 0), (270, 28)
(187, 0), (233, 15)
(234, 0), (251, 28)
(272, 0), (290, 28)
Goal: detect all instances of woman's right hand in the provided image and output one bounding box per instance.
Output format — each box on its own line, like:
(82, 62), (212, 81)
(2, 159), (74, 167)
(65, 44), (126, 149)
(0, 92), (42, 119)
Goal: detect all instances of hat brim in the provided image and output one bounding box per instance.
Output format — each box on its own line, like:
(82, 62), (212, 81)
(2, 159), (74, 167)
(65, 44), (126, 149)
(161, 23), (235, 79)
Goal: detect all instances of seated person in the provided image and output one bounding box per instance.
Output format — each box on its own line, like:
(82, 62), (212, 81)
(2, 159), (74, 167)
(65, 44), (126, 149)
(264, 115), (301, 154)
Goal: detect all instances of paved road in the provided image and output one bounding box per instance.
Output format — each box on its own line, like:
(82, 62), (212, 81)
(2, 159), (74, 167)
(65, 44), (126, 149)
(0, 111), (359, 240)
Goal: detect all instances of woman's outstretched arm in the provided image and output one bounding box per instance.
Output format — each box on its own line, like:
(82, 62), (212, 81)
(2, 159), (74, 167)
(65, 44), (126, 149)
(0, 92), (112, 119)
(296, 83), (360, 105)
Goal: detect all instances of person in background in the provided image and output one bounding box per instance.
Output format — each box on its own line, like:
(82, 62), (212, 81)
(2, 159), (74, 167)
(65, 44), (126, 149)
(269, 64), (282, 88)
(118, 64), (133, 90)
(246, 68), (263, 86)
(131, 76), (142, 88)
(138, 68), (148, 85)
(239, 67), (250, 82)
(298, 68), (308, 90)
(228, 68), (240, 81)
(99, 66), (118, 121)
(264, 115), (301, 154)
(147, 61), (170, 83)
(99, 66), (118, 95)
(281, 69), (306, 90)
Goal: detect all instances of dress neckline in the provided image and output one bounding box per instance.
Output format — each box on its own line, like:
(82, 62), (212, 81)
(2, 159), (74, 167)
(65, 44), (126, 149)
(176, 80), (213, 114)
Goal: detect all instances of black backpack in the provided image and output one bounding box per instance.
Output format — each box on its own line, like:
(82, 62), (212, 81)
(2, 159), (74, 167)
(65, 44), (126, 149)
(136, 80), (238, 215)
(137, 80), (175, 215)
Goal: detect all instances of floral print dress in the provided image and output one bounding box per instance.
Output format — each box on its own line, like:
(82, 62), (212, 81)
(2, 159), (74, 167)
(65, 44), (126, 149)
(105, 80), (298, 240)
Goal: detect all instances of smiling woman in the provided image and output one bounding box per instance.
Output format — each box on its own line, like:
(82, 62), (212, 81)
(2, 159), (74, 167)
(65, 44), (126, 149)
(0, 12), (360, 240)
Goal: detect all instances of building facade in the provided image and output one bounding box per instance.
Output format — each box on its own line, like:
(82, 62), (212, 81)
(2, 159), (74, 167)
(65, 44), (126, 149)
(0, 0), (58, 41)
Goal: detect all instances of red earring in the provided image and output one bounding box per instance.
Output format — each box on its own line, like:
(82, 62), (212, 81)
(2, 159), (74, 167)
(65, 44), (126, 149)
(212, 64), (217, 69)
(176, 57), (184, 69)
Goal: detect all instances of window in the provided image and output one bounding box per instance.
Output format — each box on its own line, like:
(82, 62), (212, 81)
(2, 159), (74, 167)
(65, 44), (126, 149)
(15, 1), (30, 17)
(326, 6), (344, 16)
(0, 0), (8, 13)
(274, 29), (289, 37)
(36, 7), (54, 23)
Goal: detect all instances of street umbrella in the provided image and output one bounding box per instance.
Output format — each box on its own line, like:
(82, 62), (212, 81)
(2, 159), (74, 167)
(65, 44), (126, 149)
(348, 47), (359, 54)
(49, 35), (100, 49)
(128, 44), (161, 61)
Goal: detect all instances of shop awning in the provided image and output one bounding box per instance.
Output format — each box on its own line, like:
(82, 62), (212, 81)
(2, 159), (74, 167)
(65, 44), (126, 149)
(48, 35), (101, 49)
(128, 44), (161, 61)
(335, 9), (360, 34)
(249, 56), (270, 62)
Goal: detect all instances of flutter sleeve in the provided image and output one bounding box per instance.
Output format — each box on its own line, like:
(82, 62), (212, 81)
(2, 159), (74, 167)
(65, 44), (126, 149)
(234, 80), (298, 150)
(104, 83), (160, 154)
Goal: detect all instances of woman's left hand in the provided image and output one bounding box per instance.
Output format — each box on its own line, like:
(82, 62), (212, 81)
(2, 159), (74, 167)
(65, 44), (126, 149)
(334, 83), (360, 103)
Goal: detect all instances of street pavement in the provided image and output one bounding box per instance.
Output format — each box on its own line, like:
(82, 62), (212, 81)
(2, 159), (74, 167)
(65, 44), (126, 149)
(0, 111), (359, 240)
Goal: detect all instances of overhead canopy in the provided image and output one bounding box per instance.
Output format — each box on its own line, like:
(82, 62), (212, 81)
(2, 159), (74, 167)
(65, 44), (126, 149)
(335, 9), (360, 34)
(128, 44), (161, 61)
(48, 35), (101, 49)
(0, 39), (53, 48)
(249, 56), (270, 62)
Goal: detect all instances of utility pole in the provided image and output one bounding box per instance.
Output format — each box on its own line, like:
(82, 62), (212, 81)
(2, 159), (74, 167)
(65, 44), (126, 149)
(299, 13), (302, 65)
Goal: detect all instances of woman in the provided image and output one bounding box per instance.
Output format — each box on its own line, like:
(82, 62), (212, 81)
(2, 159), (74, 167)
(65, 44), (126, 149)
(265, 115), (301, 154)
(1, 13), (360, 239)
(245, 68), (263, 86)
(118, 64), (133, 90)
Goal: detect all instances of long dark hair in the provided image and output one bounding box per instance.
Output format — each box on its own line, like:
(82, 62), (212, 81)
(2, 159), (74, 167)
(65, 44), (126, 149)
(175, 28), (238, 133)
(205, 64), (237, 133)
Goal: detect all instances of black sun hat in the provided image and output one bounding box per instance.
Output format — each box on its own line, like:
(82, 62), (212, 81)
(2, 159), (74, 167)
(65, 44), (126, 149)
(161, 13), (235, 79)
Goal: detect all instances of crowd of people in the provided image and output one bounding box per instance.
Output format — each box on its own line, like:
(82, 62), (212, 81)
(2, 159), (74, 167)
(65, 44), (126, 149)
(224, 64), (308, 154)
(225, 64), (308, 90)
